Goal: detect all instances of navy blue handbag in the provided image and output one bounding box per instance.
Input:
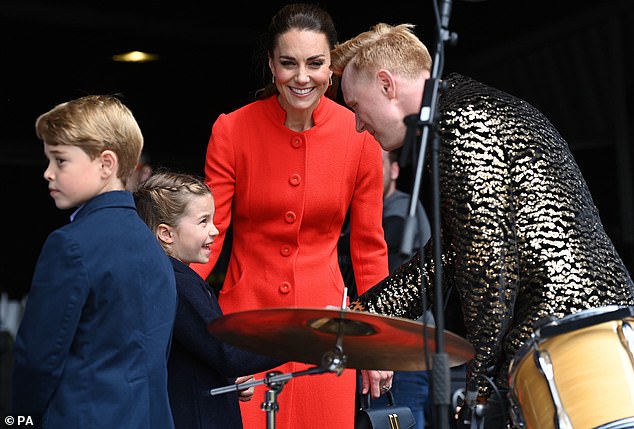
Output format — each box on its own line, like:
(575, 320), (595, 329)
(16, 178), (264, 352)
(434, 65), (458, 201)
(355, 391), (416, 429)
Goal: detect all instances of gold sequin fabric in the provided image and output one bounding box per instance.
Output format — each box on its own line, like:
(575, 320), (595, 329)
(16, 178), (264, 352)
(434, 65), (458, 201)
(353, 73), (634, 399)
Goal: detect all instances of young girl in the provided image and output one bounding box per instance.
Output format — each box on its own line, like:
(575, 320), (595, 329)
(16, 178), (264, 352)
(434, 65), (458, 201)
(134, 171), (282, 429)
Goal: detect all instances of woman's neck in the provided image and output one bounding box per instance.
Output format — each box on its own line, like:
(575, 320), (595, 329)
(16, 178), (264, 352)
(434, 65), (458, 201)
(278, 95), (316, 132)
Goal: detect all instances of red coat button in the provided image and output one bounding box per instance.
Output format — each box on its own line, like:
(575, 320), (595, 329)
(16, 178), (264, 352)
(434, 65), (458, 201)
(289, 174), (301, 186)
(291, 136), (303, 148)
(285, 211), (296, 223)
(279, 281), (291, 294)
(280, 246), (291, 256)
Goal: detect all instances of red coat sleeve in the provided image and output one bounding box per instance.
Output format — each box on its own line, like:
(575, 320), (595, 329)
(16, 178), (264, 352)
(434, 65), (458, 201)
(190, 113), (234, 279)
(348, 131), (389, 295)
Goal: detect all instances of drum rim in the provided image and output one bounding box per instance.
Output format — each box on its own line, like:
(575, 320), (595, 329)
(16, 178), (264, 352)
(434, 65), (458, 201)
(554, 305), (622, 324)
(510, 305), (634, 367)
(538, 305), (634, 338)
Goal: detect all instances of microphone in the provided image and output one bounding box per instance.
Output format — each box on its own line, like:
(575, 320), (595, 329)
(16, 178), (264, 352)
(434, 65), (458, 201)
(439, 0), (486, 45)
(440, 0), (453, 30)
(438, 0), (459, 46)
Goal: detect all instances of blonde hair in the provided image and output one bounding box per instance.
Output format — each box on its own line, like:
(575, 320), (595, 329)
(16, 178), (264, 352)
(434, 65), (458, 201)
(35, 94), (143, 187)
(331, 23), (432, 80)
(134, 171), (211, 256)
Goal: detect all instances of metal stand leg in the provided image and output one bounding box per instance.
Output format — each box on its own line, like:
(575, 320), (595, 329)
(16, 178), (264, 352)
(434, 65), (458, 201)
(261, 371), (285, 429)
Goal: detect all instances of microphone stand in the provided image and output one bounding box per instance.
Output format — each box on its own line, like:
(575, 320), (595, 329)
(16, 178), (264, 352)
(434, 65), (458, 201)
(400, 1), (457, 428)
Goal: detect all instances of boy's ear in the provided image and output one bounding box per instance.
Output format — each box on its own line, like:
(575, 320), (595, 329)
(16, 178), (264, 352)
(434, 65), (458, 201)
(157, 224), (174, 244)
(99, 150), (117, 178)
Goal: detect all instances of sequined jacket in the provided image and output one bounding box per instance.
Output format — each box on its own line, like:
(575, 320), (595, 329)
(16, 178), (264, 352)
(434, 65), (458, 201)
(352, 73), (634, 399)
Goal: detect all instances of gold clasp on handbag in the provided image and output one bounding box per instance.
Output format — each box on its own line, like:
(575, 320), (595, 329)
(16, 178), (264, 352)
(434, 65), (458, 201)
(388, 413), (401, 429)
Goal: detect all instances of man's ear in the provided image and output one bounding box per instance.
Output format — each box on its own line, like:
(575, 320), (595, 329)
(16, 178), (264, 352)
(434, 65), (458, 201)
(377, 69), (397, 99)
(390, 160), (400, 181)
(157, 223), (174, 244)
(99, 150), (117, 178)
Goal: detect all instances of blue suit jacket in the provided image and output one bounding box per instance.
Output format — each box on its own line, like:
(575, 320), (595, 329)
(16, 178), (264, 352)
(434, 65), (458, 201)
(167, 257), (282, 429)
(12, 191), (177, 429)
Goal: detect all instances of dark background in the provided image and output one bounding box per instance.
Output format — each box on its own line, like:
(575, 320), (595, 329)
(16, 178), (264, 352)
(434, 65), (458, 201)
(2, 0), (634, 298)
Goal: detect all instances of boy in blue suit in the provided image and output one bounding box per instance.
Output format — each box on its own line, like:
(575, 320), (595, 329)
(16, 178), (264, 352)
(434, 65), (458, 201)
(11, 95), (177, 428)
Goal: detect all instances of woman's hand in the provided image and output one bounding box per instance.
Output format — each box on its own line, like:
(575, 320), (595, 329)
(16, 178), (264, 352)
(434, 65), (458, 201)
(360, 369), (394, 398)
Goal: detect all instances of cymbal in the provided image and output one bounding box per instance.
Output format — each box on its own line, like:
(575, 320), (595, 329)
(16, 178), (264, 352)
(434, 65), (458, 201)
(208, 307), (474, 371)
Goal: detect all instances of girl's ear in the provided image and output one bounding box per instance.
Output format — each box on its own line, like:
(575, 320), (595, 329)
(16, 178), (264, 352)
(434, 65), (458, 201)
(157, 223), (174, 244)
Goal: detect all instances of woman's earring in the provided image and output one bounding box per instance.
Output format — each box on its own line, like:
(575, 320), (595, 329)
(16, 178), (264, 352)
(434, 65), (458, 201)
(328, 75), (333, 86)
(272, 75), (276, 84)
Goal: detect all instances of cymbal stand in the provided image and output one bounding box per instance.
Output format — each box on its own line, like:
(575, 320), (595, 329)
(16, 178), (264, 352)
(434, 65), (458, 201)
(260, 370), (285, 429)
(206, 348), (347, 429)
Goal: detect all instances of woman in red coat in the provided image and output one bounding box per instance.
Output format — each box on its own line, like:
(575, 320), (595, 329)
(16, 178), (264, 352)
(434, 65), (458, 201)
(191, 4), (390, 428)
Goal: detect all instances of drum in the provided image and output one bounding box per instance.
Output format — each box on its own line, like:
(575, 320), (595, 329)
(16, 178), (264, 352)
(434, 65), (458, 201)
(508, 306), (634, 429)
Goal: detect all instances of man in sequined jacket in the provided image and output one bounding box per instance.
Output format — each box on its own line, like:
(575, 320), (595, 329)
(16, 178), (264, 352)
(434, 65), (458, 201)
(331, 23), (634, 428)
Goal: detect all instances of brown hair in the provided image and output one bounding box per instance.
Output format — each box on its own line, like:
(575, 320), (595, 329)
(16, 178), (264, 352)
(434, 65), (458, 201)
(255, 3), (339, 100)
(134, 170), (211, 255)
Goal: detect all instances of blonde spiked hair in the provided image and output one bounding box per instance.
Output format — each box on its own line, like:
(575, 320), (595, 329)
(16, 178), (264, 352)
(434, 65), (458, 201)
(331, 23), (432, 80)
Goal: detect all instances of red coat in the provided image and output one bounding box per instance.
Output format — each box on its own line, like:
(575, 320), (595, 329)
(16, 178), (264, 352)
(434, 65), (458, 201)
(192, 95), (388, 429)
